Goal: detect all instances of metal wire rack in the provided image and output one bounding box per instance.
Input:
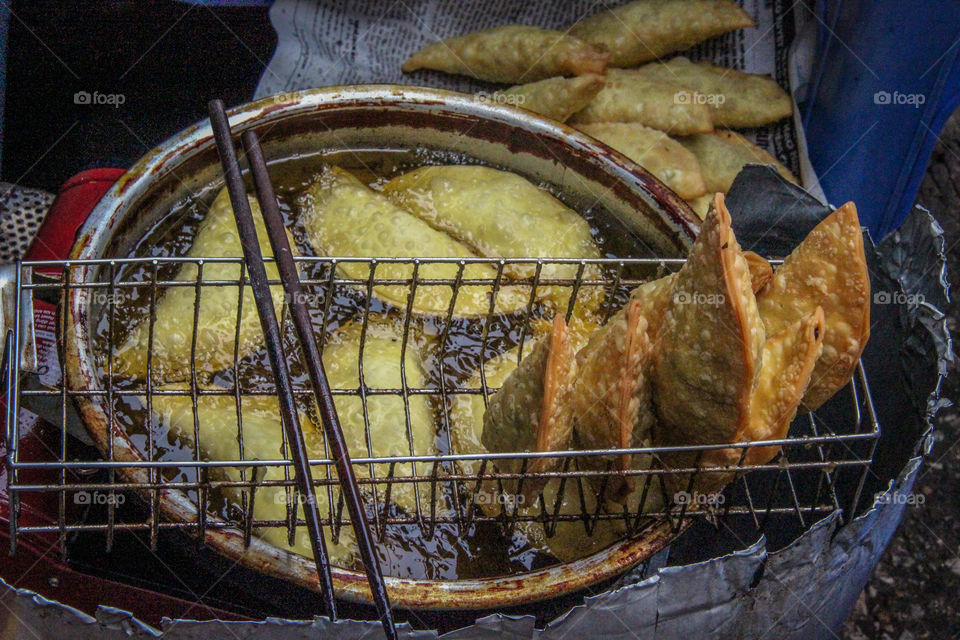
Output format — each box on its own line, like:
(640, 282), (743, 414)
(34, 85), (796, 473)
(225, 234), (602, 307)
(3, 255), (881, 565)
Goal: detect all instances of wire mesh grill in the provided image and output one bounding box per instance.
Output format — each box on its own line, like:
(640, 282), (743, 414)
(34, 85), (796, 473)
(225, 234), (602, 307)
(4, 256), (880, 562)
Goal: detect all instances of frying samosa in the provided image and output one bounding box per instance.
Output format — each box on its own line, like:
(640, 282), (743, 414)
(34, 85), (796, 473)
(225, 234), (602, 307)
(321, 320), (438, 511)
(569, 0), (754, 68)
(450, 315), (598, 475)
(150, 319), (436, 567)
(383, 165), (604, 314)
(570, 300), (655, 500)
(515, 475), (628, 563)
(299, 166), (527, 317)
(576, 122), (707, 199)
(498, 74), (606, 122)
(641, 58), (793, 128)
(570, 68), (714, 135)
(151, 389), (358, 565)
(114, 187), (295, 383)
(756, 202), (870, 410)
(402, 25), (608, 83)
(448, 335), (627, 563)
(679, 130), (798, 193)
(651, 194), (764, 489)
(481, 316), (577, 500)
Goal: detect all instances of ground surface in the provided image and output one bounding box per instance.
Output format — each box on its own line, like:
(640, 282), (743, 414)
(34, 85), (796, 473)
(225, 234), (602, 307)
(844, 111), (960, 639)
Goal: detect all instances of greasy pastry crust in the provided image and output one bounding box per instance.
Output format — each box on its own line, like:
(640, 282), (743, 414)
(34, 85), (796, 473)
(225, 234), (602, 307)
(114, 187), (295, 383)
(642, 57), (793, 128)
(571, 300), (653, 499)
(482, 315), (577, 499)
(300, 166), (527, 317)
(383, 164), (603, 315)
(679, 130), (798, 193)
(570, 0), (754, 67)
(402, 25), (608, 83)
(741, 308), (824, 466)
(576, 122), (707, 199)
(570, 68), (715, 135)
(756, 202), (870, 410)
(500, 74), (606, 122)
(651, 194), (764, 484)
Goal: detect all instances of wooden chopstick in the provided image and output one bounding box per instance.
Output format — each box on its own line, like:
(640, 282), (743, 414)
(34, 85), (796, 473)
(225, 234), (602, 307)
(206, 100), (339, 621)
(239, 128), (397, 639)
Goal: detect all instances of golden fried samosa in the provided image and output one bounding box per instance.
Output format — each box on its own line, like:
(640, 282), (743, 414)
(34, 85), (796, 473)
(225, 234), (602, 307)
(571, 300), (654, 500)
(516, 475), (628, 563)
(300, 166), (527, 317)
(651, 194), (764, 487)
(679, 130), (798, 193)
(383, 165), (603, 314)
(570, 68), (714, 135)
(402, 25), (608, 83)
(151, 319), (436, 566)
(756, 203), (870, 410)
(498, 74), (606, 122)
(641, 58), (793, 128)
(569, 0), (754, 67)
(321, 320), (437, 511)
(449, 316), (598, 477)
(481, 315), (577, 500)
(114, 187), (295, 383)
(152, 389), (358, 565)
(576, 122), (707, 199)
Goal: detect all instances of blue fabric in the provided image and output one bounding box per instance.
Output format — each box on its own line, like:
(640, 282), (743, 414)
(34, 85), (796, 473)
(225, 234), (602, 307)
(803, 0), (960, 238)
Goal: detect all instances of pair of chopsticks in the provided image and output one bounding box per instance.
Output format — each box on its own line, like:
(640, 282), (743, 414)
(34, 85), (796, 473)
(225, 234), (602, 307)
(208, 99), (396, 639)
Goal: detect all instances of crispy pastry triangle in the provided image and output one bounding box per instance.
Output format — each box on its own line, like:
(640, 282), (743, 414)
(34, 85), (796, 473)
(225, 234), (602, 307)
(651, 193), (764, 482)
(756, 202), (870, 410)
(481, 315), (577, 500)
(571, 300), (653, 499)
